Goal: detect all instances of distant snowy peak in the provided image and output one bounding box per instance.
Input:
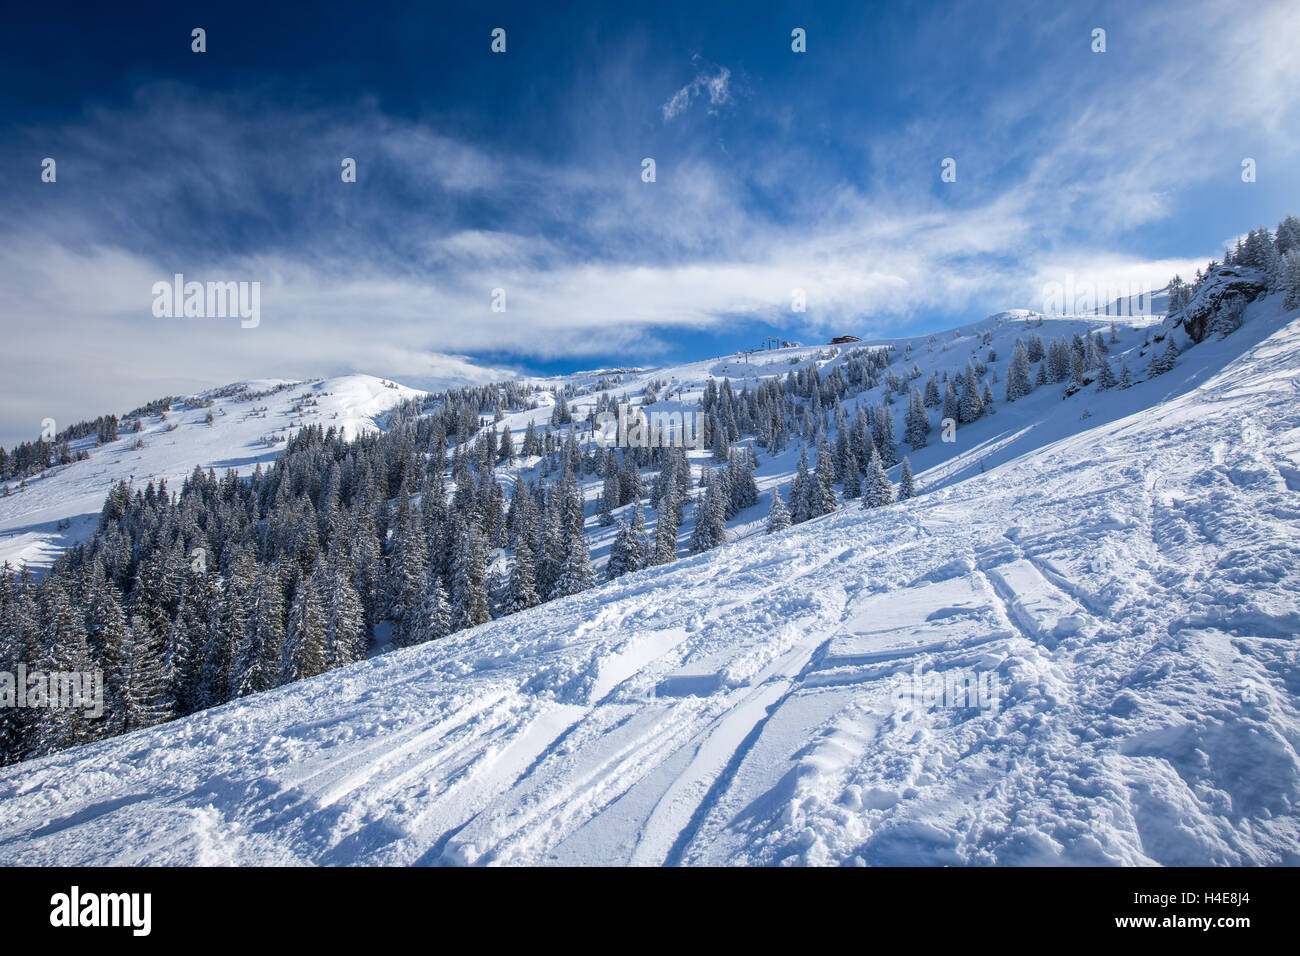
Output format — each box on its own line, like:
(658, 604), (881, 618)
(0, 373), (425, 571)
(305, 374), (426, 439)
(191, 374), (426, 440)
(985, 309), (1042, 324)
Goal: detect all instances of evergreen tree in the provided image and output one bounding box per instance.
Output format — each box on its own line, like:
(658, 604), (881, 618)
(553, 530), (597, 598)
(232, 565), (285, 697)
(790, 448), (813, 523)
(385, 495), (427, 644)
(958, 363), (984, 423)
(323, 558), (366, 666)
(1149, 336), (1179, 376)
(1096, 360), (1117, 391)
(113, 615), (169, 733)
(450, 520), (492, 628)
(942, 379), (960, 425)
(1006, 341), (1033, 401)
(534, 497), (565, 601)
(0, 572), (39, 763)
(504, 540), (541, 613)
(653, 454), (687, 565)
(904, 388), (930, 448)
(167, 568), (217, 716)
(862, 447), (895, 508)
(407, 571), (451, 644)
(281, 568), (328, 682)
(726, 448), (759, 515)
(842, 459), (862, 499)
(872, 403), (898, 466)
(812, 441), (839, 517)
(1281, 251), (1300, 310)
(923, 374), (941, 407)
(898, 457), (917, 500)
(607, 501), (648, 580)
(35, 580), (97, 753)
(689, 474), (728, 552)
(766, 488), (792, 534)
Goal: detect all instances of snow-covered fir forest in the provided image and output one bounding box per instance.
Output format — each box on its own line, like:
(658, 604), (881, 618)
(2, 213), (1297, 770)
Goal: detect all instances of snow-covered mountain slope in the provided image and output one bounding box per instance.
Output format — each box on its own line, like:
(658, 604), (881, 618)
(443, 311), (1172, 578)
(0, 374), (422, 571)
(2, 299), (1298, 866)
(2, 310), (1142, 580)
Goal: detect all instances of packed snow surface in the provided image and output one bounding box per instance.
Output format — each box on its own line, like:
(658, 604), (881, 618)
(2, 308), (1300, 865)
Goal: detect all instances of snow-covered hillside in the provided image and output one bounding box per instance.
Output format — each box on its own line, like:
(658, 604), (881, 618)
(0, 374), (422, 571)
(2, 294), (1298, 866)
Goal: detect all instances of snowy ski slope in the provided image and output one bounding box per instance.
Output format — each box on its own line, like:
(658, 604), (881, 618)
(1, 296), (1298, 865)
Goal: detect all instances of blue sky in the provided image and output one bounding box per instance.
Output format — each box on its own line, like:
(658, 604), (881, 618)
(1, 0), (1297, 445)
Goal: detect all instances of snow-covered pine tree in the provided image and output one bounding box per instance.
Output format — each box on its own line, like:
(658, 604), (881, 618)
(790, 447), (813, 523)
(534, 495), (565, 599)
(167, 567), (217, 717)
(450, 519), (492, 628)
(942, 379), (960, 425)
(958, 363), (984, 423)
(1047, 340), (1071, 382)
(727, 447), (759, 515)
(34, 580), (97, 753)
(281, 568), (328, 683)
(0, 570), (38, 755)
(689, 473), (728, 552)
(549, 474), (595, 598)
(862, 446), (895, 508)
(898, 457), (916, 500)
(385, 493), (427, 644)
(872, 402), (898, 466)
(1281, 251), (1300, 310)
(504, 540), (541, 613)
(407, 570), (451, 644)
(811, 440), (838, 517)
(1149, 336), (1179, 377)
(1095, 360), (1117, 391)
(1069, 347), (1085, 385)
(115, 615), (169, 733)
(1208, 293), (1246, 338)
(904, 387), (930, 448)
(923, 373), (941, 407)
(607, 500), (648, 580)
(1005, 340), (1032, 401)
(323, 556), (366, 665)
(83, 571), (136, 734)
(766, 488), (792, 533)
(232, 563), (285, 698)
(842, 459), (862, 499)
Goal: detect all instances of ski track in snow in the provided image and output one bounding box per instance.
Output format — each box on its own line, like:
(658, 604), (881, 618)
(2, 304), (1300, 865)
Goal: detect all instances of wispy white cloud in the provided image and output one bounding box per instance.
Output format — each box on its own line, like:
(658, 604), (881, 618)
(661, 61), (733, 122)
(2, 0), (1298, 444)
